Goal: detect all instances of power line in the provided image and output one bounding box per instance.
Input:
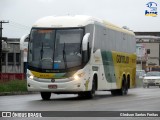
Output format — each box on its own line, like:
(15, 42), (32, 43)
(10, 20), (30, 29)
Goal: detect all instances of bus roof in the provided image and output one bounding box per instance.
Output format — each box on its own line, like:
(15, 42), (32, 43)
(32, 15), (134, 35)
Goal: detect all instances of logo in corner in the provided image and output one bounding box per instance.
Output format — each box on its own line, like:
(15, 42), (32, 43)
(145, 2), (158, 17)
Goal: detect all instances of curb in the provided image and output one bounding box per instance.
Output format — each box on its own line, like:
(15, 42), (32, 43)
(0, 92), (38, 96)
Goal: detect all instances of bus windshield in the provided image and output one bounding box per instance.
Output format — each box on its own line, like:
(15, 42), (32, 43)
(28, 28), (84, 70)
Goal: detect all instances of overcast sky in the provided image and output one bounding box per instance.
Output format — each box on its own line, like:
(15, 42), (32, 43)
(0, 0), (160, 38)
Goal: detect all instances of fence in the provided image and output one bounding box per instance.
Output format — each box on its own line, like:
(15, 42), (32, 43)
(0, 73), (25, 82)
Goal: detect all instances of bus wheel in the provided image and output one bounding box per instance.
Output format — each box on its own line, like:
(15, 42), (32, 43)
(121, 81), (128, 95)
(40, 92), (51, 100)
(118, 79), (128, 95)
(78, 93), (86, 98)
(111, 90), (118, 96)
(85, 79), (96, 99)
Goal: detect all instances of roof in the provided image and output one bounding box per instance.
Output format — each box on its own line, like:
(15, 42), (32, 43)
(136, 35), (160, 39)
(135, 32), (160, 36)
(33, 15), (134, 35)
(33, 15), (99, 28)
(103, 20), (134, 35)
(6, 38), (20, 44)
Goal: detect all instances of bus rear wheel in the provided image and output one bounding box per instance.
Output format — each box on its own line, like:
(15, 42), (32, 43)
(120, 80), (128, 95)
(40, 92), (51, 100)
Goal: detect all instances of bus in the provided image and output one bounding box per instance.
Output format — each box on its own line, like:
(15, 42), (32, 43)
(27, 15), (136, 100)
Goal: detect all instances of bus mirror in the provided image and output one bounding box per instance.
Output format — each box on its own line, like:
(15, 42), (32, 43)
(28, 34), (30, 41)
(82, 33), (90, 51)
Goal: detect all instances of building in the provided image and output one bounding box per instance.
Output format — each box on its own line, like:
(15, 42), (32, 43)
(2, 38), (23, 73)
(135, 32), (160, 71)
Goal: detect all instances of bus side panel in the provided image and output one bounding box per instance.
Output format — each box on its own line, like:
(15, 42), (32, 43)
(91, 49), (113, 90)
(112, 51), (136, 89)
(101, 51), (117, 89)
(101, 51), (136, 90)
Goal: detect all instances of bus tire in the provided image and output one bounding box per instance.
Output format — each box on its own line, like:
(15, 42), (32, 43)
(85, 79), (96, 99)
(40, 92), (51, 100)
(118, 78), (128, 96)
(121, 81), (128, 95)
(111, 90), (119, 96)
(78, 93), (86, 98)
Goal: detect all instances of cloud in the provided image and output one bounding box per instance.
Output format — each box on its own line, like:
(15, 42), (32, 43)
(1, 0), (160, 38)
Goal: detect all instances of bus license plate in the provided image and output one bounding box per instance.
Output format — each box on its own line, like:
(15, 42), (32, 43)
(48, 85), (57, 89)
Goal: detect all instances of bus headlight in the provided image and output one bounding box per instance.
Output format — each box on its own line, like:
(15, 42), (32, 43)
(72, 73), (85, 81)
(27, 74), (34, 80)
(29, 75), (34, 80)
(73, 75), (80, 80)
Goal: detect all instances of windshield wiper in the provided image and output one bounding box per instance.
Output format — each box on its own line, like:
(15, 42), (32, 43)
(63, 42), (67, 69)
(40, 42), (44, 60)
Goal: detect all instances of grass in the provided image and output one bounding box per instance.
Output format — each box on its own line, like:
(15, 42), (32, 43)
(0, 80), (27, 93)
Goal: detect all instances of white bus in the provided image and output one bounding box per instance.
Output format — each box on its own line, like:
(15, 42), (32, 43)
(27, 15), (136, 100)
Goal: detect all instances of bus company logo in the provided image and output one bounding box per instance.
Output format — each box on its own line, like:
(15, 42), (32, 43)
(51, 79), (55, 82)
(145, 2), (158, 17)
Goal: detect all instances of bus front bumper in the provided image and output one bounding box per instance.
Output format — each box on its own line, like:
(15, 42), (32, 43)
(27, 77), (85, 93)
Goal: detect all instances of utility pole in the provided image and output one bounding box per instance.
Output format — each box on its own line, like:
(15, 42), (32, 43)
(0, 21), (9, 73)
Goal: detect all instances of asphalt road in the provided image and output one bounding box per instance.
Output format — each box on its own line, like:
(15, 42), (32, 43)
(0, 87), (160, 120)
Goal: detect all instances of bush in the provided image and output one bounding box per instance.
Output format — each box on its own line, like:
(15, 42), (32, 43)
(0, 80), (27, 92)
